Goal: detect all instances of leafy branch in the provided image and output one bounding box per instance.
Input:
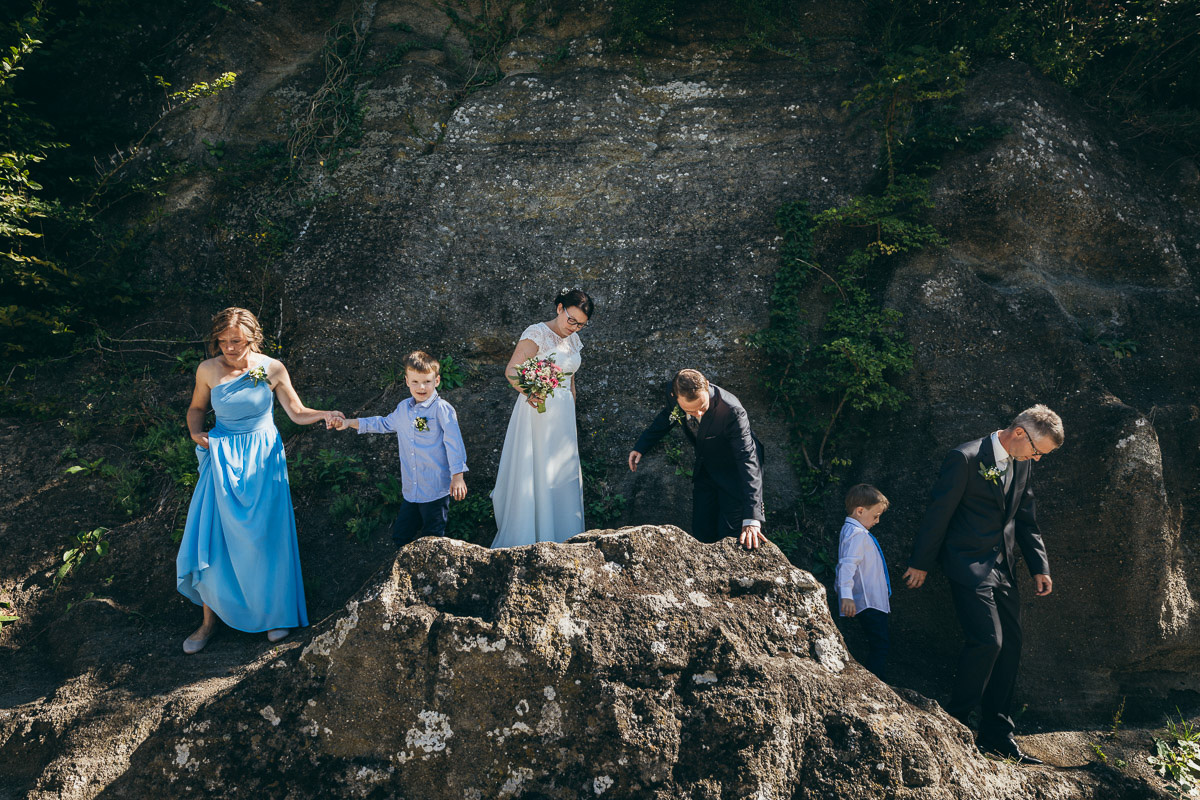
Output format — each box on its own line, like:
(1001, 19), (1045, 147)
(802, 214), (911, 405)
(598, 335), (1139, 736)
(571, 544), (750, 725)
(755, 44), (986, 506)
(86, 71), (237, 209)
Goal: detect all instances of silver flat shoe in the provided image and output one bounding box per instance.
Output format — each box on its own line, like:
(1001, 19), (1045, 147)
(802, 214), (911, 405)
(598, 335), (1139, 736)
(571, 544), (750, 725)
(182, 630), (213, 654)
(266, 628), (290, 643)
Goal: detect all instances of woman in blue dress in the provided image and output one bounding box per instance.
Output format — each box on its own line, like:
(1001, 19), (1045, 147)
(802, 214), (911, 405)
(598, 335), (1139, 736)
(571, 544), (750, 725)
(177, 307), (341, 654)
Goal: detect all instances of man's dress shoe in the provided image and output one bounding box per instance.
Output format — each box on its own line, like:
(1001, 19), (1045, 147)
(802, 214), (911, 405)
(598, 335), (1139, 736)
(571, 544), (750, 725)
(977, 734), (1044, 765)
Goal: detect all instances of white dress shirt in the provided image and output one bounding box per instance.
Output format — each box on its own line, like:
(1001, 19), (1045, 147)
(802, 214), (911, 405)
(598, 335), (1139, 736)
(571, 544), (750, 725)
(990, 430), (1013, 491)
(836, 517), (891, 614)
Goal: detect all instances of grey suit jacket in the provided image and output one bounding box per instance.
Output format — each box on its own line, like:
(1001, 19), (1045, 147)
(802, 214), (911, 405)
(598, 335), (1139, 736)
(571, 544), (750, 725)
(907, 436), (1050, 587)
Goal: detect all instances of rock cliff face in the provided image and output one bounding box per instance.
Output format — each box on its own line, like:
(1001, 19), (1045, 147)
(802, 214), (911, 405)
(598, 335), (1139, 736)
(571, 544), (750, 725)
(2, 0), (1199, 795)
(150, 0), (1198, 720)
(98, 529), (1149, 799)
(870, 63), (1200, 722)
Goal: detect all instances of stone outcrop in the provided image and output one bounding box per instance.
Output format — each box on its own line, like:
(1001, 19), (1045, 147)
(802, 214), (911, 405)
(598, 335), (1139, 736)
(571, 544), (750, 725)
(98, 529), (1151, 799)
(869, 62), (1200, 722)
(2, 1), (1199, 795)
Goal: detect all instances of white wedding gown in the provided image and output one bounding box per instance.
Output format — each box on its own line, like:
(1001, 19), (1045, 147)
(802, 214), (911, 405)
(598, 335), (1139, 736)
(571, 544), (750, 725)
(490, 322), (585, 547)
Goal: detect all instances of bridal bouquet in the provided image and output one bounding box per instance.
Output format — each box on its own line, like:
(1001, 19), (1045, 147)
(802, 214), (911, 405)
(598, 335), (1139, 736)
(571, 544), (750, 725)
(514, 353), (570, 414)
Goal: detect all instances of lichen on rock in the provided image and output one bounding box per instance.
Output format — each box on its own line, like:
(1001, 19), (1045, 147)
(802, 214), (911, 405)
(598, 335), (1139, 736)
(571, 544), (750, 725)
(104, 528), (1148, 798)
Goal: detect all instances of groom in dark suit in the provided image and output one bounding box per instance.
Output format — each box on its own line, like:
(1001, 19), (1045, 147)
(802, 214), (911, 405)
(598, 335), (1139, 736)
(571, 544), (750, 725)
(628, 369), (767, 550)
(903, 405), (1064, 764)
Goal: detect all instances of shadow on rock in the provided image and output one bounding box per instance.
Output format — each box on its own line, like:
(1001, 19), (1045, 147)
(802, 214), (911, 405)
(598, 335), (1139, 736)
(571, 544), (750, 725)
(96, 527), (1156, 799)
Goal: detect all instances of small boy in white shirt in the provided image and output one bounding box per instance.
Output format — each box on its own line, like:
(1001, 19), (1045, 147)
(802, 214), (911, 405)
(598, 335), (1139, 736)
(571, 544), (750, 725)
(836, 483), (891, 680)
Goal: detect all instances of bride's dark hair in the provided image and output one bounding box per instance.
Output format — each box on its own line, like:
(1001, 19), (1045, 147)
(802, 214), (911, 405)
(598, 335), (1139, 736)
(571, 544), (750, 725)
(555, 288), (594, 318)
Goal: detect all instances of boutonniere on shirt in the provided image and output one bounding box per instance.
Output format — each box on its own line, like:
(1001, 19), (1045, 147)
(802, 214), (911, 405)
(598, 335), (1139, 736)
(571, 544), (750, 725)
(413, 416), (430, 432)
(978, 463), (1006, 485)
(669, 405), (685, 426)
(247, 365), (269, 386)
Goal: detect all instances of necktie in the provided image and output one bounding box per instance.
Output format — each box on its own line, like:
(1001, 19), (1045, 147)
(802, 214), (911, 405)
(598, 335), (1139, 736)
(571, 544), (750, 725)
(868, 532), (891, 596)
(686, 415), (700, 435)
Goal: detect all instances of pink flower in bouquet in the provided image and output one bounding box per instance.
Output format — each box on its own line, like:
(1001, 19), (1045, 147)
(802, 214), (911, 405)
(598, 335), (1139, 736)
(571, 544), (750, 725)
(513, 353), (571, 413)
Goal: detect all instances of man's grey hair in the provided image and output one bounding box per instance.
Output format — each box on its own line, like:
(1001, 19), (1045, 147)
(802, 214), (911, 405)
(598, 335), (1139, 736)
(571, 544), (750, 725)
(1010, 404), (1064, 447)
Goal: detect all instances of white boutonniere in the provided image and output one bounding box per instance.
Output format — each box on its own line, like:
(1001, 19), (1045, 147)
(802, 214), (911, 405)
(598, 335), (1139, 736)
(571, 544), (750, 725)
(414, 416), (430, 432)
(978, 463), (1006, 485)
(669, 405), (685, 426)
(247, 365), (270, 386)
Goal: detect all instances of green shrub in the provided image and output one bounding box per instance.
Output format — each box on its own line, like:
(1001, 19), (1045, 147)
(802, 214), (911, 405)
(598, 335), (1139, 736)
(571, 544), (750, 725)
(312, 448), (367, 493)
(0, 10), (71, 359)
(1148, 712), (1200, 796)
(1, 2), (236, 367)
(872, 0), (1200, 154)
(54, 527), (110, 589)
(137, 420), (198, 491)
(439, 355), (466, 390)
(446, 493), (494, 544)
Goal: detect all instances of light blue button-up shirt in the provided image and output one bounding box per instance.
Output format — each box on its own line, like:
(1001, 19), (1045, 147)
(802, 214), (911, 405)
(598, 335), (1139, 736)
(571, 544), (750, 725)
(357, 391), (468, 503)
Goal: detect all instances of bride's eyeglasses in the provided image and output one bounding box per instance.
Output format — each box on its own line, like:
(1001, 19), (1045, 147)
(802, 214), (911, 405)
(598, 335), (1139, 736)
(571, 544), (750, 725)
(565, 314), (589, 329)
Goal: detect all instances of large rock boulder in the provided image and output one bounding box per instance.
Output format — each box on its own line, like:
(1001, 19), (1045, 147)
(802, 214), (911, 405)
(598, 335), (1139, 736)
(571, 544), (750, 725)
(101, 528), (1149, 799)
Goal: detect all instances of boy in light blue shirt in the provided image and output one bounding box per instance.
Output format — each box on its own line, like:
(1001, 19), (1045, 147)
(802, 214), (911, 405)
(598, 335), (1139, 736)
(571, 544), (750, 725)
(836, 483), (892, 681)
(334, 351), (467, 547)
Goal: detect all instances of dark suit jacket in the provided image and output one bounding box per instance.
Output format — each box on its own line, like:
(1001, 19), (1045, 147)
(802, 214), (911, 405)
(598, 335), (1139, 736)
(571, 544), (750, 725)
(633, 384), (766, 523)
(908, 436), (1050, 588)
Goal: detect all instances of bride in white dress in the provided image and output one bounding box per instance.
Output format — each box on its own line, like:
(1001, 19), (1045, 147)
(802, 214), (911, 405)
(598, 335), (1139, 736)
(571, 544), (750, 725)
(490, 290), (593, 548)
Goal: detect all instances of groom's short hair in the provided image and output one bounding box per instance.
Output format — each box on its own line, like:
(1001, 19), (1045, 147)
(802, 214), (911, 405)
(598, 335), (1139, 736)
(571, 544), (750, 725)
(672, 369), (709, 400)
(1009, 404), (1065, 447)
(403, 350), (441, 375)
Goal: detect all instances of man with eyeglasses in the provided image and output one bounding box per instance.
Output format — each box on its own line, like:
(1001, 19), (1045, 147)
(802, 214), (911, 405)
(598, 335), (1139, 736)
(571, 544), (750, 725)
(903, 404), (1064, 765)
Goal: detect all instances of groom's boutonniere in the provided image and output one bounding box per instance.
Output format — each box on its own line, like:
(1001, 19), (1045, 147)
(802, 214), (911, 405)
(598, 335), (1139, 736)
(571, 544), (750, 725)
(413, 416), (430, 432)
(247, 365), (269, 386)
(669, 405), (685, 426)
(978, 463), (1006, 485)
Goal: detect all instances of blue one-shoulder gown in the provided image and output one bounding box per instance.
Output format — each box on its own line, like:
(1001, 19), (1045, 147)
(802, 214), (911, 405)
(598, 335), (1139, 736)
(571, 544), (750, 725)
(176, 364), (308, 632)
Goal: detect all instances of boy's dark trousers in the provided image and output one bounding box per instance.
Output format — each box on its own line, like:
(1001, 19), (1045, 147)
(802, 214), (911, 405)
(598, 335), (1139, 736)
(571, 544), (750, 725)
(855, 608), (890, 681)
(391, 496), (450, 547)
